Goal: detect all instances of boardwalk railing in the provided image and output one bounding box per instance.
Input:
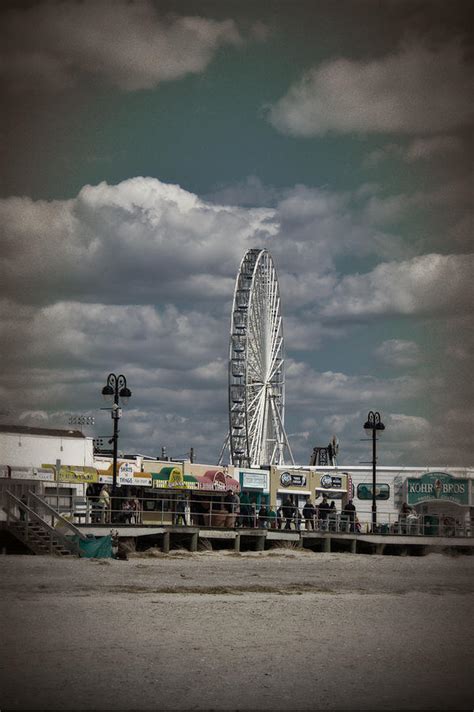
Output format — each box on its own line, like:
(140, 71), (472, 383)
(39, 493), (474, 538)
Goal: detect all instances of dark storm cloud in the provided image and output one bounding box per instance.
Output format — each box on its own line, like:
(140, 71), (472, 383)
(0, 0), (242, 93)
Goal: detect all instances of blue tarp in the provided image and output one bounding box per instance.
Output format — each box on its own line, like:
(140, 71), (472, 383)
(71, 535), (113, 558)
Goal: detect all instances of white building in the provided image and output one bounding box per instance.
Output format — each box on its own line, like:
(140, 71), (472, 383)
(313, 464), (473, 533)
(0, 425), (94, 468)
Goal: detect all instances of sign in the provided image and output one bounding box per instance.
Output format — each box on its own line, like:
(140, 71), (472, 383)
(320, 474), (342, 489)
(51, 465), (97, 484)
(11, 466), (55, 482)
(406, 472), (469, 506)
(280, 471), (307, 487)
(97, 462), (152, 487)
(152, 465), (195, 489)
(241, 471), (268, 490)
(168, 468), (185, 488)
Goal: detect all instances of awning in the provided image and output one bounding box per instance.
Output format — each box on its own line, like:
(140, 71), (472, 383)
(151, 467), (199, 489)
(316, 487), (348, 494)
(195, 470), (240, 492)
(278, 489), (311, 496)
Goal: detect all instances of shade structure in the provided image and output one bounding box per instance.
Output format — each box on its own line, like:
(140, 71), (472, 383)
(195, 469), (240, 492)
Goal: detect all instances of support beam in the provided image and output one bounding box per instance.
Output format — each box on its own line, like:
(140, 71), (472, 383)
(189, 533), (198, 552)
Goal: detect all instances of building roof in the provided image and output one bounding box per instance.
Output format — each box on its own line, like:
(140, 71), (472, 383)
(0, 424), (86, 439)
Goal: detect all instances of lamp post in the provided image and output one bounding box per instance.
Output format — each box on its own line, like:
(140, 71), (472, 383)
(101, 374), (132, 511)
(363, 411), (385, 533)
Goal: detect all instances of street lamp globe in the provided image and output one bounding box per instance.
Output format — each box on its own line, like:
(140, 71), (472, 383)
(119, 385), (132, 404)
(101, 384), (114, 401)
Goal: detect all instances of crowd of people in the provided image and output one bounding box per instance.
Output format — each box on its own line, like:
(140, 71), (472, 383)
(213, 491), (360, 532)
(89, 485), (142, 524)
(87, 485), (360, 532)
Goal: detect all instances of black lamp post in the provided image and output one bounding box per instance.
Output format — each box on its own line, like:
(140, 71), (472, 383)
(101, 374), (132, 511)
(363, 411), (385, 532)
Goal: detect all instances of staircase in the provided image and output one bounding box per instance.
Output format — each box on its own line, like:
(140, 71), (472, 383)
(3, 490), (87, 557)
(7, 520), (75, 556)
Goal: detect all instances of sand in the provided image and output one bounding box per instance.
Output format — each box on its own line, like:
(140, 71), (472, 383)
(0, 550), (473, 711)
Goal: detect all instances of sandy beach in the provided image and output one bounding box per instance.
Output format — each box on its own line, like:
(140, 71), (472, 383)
(0, 550), (473, 711)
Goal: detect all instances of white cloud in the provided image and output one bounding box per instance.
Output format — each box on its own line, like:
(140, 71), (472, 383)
(321, 253), (474, 319)
(1, 1), (242, 92)
(268, 42), (473, 136)
(0, 177), (278, 307)
(375, 340), (421, 368)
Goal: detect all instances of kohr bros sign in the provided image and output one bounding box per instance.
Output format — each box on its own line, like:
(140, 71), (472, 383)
(406, 472), (469, 506)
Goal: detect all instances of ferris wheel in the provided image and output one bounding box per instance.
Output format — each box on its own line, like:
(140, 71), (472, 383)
(226, 248), (294, 468)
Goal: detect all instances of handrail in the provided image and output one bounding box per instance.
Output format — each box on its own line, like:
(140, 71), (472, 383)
(5, 491), (82, 554)
(27, 490), (88, 540)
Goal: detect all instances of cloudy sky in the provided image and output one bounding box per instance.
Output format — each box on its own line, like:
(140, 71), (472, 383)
(1, 0), (473, 467)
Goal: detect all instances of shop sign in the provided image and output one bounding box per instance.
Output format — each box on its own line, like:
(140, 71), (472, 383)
(57, 466), (96, 484)
(241, 471), (268, 489)
(319, 474), (343, 489)
(152, 465), (194, 489)
(406, 472), (469, 506)
(12, 466), (56, 482)
(120, 462), (152, 487)
(280, 471), (307, 488)
(98, 473), (113, 485)
(131, 474), (153, 487)
(168, 468), (185, 488)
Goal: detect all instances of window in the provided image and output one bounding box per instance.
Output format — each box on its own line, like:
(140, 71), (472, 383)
(44, 486), (74, 511)
(357, 483), (390, 500)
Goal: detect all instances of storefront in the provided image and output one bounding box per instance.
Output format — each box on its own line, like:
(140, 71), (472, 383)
(404, 471), (472, 535)
(140, 463), (240, 526)
(237, 468), (270, 507)
(270, 467), (313, 512)
(314, 472), (349, 508)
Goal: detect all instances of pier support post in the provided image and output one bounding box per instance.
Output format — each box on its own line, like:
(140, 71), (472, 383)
(190, 532), (198, 553)
(234, 534), (240, 553)
(350, 538), (357, 554)
(323, 536), (331, 553)
(162, 531), (170, 554)
(255, 534), (265, 551)
(375, 543), (384, 555)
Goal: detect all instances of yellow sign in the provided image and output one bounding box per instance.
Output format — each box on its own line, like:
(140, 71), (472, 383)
(168, 468), (185, 487)
(43, 465), (98, 484)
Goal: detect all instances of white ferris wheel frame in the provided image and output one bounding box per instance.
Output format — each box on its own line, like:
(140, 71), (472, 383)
(227, 248), (294, 468)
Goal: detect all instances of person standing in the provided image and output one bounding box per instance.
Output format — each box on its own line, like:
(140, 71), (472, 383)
(328, 500), (337, 531)
(303, 498), (316, 530)
(343, 499), (356, 533)
(97, 485), (110, 524)
(318, 496), (331, 531)
(258, 501), (269, 528)
(238, 492), (251, 528)
(276, 505), (284, 530)
(282, 496), (294, 530)
(224, 489), (239, 528)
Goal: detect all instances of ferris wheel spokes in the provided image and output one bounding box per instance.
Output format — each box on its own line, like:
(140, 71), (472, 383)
(227, 248), (294, 468)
